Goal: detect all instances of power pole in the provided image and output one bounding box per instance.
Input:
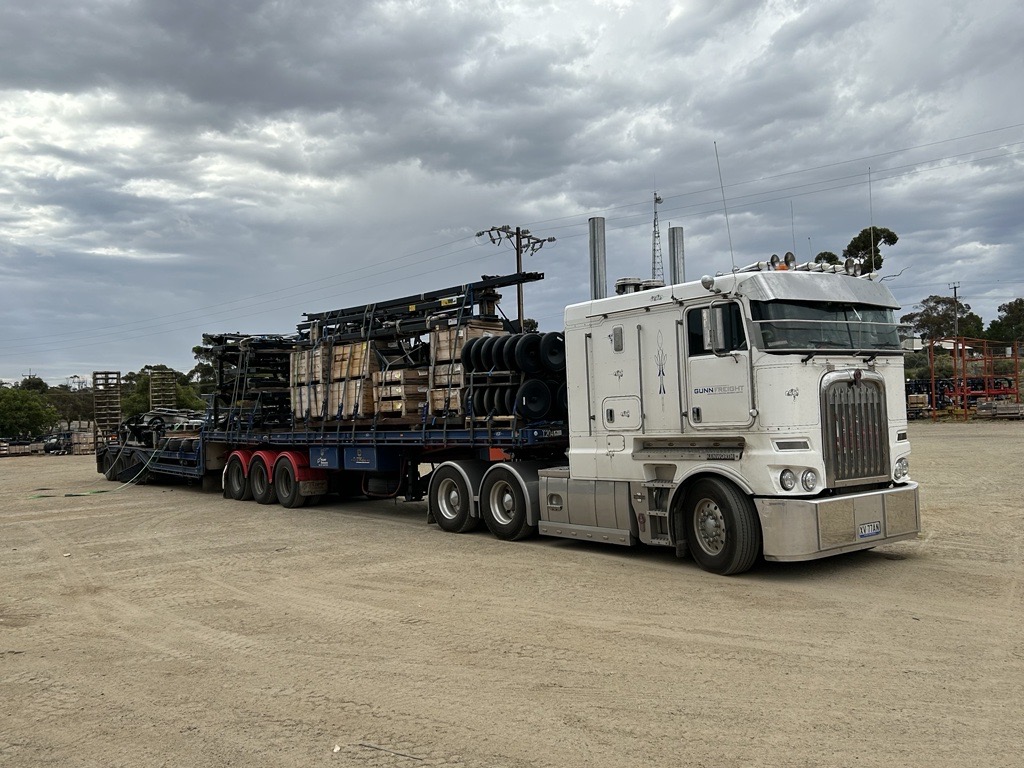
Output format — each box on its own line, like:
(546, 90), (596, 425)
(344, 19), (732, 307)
(949, 282), (960, 339)
(476, 225), (555, 331)
(651, 192), (664, 282)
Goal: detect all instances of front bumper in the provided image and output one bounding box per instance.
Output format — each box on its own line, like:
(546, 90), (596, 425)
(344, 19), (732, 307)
(755, 482), (919, 562)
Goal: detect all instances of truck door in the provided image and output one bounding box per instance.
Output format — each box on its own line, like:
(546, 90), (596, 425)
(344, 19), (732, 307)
(683, 301), (754, 428)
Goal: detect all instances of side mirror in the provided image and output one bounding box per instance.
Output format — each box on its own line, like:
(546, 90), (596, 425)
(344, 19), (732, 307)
(702, 306), (727, 353)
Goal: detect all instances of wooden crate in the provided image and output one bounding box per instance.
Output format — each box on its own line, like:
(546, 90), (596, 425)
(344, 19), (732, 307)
(329, 342), (380, 380)
(374, 368), (429, 385)
(289, 348), (323, 386)
(291, 382), (324, 419)
(430, 320), (505, 363)
(431, 361), (464, 388)
(429, 388), (464, 415)
(376, 399), (426, 419)
(374, 383), (430, 401)
(327, 379), (375, 419)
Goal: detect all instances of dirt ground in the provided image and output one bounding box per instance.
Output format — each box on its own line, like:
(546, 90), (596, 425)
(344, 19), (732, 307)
(1, 421), (1021, 767)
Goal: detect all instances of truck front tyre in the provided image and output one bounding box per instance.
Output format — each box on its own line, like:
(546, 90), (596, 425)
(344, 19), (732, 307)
(225, 456), (253, 501)
(250, 458), (276, 505)
(480, 467), (535, 541)
(683, 478), (761, 575)
(274, 461), (306, 509)
(429, 465), (477, 533)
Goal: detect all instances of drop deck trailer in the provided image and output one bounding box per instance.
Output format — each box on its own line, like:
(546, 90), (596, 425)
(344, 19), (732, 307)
(98, 263), (920, 575)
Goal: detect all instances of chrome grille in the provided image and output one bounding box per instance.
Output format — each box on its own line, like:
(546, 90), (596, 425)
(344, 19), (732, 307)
(821, 372), (889, 486)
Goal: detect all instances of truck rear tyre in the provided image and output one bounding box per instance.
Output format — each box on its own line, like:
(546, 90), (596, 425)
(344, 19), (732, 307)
(429, 465), (478, 533)
(683, 478), (761, 575)
(480, 466), (536, 541)
(274, 460), (306, 509)
(225, 455), (253, 501)
(250, 458), (277, 505)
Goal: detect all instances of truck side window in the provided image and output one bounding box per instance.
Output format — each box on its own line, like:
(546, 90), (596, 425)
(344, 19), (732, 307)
(611, 325), (624, 352)
(687, 303), (746, 356)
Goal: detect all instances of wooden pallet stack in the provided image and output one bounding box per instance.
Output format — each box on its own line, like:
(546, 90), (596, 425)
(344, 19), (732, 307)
(289, 345), (323, 420)
(373, 368), (429, 419)
(326, 341), (378, 419)
(428, 319), (505, 417)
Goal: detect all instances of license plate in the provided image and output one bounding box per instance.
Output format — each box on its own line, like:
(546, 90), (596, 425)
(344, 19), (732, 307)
(858, 520), (881, 539)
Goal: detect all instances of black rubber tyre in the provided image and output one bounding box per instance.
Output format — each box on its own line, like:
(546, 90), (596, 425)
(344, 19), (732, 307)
(539, 331), (566, 372)
(165, 438), (182, 452)
(471, 335), (489, 372)
(471, 388), (487, 418)
(428, 464), (479, 533)
(478, 335), (498, 371)
(274, 460), (306, 509)
(490, 336), (511, 371)
(225, 455), (253, 501)
(102, 451), (120, 482)
(504, 385), (517, 416)
(515, 379), (552, 420)
(483, 386), (498, 416)
(460, 336), (478, 372)
(480, 466), (535, 540)
(250, 457), (277, 505)
(503, 334), (522, 371)
(683, 478), (761, 575)
(514, 333), (544, 374)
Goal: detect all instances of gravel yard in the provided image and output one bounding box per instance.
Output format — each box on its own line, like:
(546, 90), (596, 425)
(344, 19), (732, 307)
(1, 420), (1021, 767)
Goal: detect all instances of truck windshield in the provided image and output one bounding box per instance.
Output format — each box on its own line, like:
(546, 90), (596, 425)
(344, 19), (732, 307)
(750, 300), (901, 353)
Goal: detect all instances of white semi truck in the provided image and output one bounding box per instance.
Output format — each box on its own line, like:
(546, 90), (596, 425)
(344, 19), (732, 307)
(97, 256), (919, 576)
(543, 257), (919, 574)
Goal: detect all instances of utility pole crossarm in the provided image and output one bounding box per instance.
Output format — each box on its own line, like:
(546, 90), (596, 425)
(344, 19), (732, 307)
(477, 225), (556, 332)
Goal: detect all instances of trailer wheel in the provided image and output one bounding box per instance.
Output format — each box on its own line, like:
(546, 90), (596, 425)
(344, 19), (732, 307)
(429, 465), (477, 533)
(274, 460), (306, 509)
(225, 455), (253, 501)
(250, 458), (276, 505)
(683, 478), (761, 575)
(102, 451), (121, 482)
(480, 466), (535, 540)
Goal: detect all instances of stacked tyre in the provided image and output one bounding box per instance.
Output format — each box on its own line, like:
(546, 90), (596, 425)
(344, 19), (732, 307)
(461, 331), (567, 421)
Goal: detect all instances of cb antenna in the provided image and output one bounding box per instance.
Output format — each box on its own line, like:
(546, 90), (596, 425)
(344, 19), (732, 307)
(714, 142), (738, 288)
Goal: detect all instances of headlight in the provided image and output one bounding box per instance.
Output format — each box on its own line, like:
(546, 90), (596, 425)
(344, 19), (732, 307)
(894, 457), (909, 479)
(780, 469), (797, 491)
(801, 469), (818, 492)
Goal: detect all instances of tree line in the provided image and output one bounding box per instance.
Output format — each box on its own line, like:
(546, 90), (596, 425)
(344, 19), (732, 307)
(0, 365), (204, 439)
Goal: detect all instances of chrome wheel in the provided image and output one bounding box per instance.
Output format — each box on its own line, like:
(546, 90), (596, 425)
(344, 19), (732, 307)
(487, 480), (517, 527)
(693, 497), (727, 556)
(436, 477), (463, 522)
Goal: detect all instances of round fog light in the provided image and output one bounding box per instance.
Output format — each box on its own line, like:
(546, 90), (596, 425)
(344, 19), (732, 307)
(801, 469), (818, 492)
(780, 469), (797, 491)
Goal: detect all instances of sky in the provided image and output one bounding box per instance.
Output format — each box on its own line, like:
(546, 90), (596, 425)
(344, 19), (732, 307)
(1, 0), (1022, 386)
